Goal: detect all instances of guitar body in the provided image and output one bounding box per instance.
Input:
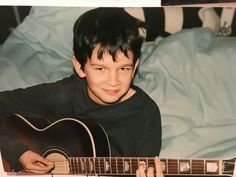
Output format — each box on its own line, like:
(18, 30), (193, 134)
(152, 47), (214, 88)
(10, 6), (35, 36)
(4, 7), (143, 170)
(3, 114), (110, 173)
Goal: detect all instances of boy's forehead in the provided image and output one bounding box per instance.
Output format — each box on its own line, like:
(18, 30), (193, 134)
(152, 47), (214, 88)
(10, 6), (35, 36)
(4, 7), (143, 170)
(87, 47), (134, 66)
(92, 44), (134, 61)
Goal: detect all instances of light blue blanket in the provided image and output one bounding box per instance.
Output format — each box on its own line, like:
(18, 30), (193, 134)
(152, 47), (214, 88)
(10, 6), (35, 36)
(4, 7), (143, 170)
(1, 7), (236, 159)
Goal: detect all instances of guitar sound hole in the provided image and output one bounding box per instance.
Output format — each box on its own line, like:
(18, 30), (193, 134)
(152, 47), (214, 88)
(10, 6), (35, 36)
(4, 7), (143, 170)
(45, 152), (69, 174)
(43, 149), (70, 174)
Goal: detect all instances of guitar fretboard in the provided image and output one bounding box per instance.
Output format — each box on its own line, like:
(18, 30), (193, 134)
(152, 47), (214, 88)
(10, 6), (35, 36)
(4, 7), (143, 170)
(67, 157), (235, 176)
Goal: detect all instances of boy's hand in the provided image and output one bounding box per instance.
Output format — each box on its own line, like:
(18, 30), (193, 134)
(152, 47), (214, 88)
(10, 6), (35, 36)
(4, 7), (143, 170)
(19, 150), (54, 173)
(136, 157), (164, 177)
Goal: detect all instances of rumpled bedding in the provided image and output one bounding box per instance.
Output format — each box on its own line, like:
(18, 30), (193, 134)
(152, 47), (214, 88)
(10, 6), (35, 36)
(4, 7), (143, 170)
(1, 7), (236, 159)
(135, 28), (236, 158)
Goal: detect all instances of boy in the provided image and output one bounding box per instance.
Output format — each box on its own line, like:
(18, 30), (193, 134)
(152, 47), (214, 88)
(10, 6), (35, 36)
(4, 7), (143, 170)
(0, 8), (162, 177)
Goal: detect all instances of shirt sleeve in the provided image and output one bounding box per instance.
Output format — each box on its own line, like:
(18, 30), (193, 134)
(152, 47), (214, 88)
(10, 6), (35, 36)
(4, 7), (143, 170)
(0, 76), (74, 171)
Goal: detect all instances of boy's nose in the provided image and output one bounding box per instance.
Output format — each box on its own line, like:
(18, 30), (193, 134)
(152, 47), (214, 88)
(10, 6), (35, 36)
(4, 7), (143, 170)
(107, 71), (119, 86)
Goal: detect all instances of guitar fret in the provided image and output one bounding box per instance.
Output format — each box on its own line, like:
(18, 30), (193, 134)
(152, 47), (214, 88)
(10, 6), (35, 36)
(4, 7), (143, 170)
(123, 158), (131, 174)
(69, 158), (71, 174)
(110, 157), (116, 174)
(88, 158), (94, 174)
(103, 158), (108, 174)
(192, 160), (205, 174)
(85, 158), (91, 174)
(92, 158), (96, 174)
(116, 158), (123, 174)
(108, 158), (112, 173)
(122, 158), (124, 174)
(161, 159), (167, 174)
(99, 158), (105, 174)
(103, 158), (106, 174)
(94, 158), (100, 174)
(89, 158), (93, 174)
(109, 157), (112, 174)
(168, 159), (178, 174)
(223, 159), (235, 174)
(135, 158), (138, 173)
(69, 158), (72, 174)
(86, 158), (90, 174)
(107, 157), (111, 173)
(98, 158), (101, 174)
(179, 159), (191, 174)
(76, 158), (79, 174)
(129, 158), (132, 174)
(79, 158), (83, 174)
(85, 158), (88, 174)
(204, 160), (206, 174)
(139, 158), (148, 172)
(70, 158), (75, 174)
(76, 158), (80, 174)
(116, 158), (118, 174)
(125, 157), (131, 174)
(166, 159), (168, 174)
(108, 157), (111, 174)
(190, 159), (192, 174)
(178, 159), (180, 174)
(104, 157), (110, 174)
(206, 160), (219, 174)
(82, 158), (86, 174)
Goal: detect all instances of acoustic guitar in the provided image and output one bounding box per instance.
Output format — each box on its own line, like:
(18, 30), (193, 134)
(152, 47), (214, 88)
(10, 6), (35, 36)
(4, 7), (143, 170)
(2, 113), (236, 176)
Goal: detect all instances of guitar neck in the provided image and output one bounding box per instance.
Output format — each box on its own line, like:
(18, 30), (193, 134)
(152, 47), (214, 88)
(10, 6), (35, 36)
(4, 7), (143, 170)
(66, 157), (235, 176)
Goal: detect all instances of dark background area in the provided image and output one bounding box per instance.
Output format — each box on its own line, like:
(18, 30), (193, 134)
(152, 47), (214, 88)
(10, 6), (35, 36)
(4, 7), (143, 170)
(0, 6), (31, 44)
(162, 0), (236, 6)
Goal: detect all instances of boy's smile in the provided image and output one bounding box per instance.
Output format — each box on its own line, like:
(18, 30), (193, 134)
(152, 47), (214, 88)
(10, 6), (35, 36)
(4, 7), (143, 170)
(73, 45), (139, 105)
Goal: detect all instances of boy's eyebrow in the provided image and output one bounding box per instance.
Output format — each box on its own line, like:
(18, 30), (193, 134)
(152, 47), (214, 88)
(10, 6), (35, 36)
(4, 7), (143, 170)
(90, 63), (134, 67)
(90, 63), (106, 67)
(120, 64), (134, 67)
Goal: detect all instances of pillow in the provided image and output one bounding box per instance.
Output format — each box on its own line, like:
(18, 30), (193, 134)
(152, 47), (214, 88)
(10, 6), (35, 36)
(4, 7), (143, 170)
(141, 7), (221, 41)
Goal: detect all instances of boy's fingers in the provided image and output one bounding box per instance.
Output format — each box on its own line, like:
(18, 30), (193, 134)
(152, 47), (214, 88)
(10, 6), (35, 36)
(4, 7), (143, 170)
(38, 157), (55, 168)
(136, 169), (140, 177)
(147, 167), (154, 177)
(136, 157), (164, 177)
(136, 165), (146, 177)
(155, 157), (164, 177)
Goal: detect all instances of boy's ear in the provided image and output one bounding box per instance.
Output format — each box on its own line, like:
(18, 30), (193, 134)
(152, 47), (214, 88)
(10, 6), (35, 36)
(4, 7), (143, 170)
(72, 56), (86, 78)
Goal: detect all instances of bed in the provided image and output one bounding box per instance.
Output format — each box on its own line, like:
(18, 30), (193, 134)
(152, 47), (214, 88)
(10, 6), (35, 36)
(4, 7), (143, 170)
(0, 6), (236, 175)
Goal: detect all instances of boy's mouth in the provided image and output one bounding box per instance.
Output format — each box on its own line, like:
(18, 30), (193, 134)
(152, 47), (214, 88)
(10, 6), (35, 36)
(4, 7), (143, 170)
(103, 89), (119, 95)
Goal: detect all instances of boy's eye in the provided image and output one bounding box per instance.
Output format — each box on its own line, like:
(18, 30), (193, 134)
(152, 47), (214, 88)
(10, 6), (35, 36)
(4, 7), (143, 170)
(121, 67), (131, 71)
(95, 67), (105, 71)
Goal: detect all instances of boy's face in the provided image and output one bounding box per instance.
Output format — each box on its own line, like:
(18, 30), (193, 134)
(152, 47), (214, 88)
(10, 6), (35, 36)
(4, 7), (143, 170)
(73, 45), (139, 105)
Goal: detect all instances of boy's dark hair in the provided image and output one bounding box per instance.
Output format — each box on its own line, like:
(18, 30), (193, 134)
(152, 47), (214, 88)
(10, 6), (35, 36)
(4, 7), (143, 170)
(73, 8), (145, 70)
